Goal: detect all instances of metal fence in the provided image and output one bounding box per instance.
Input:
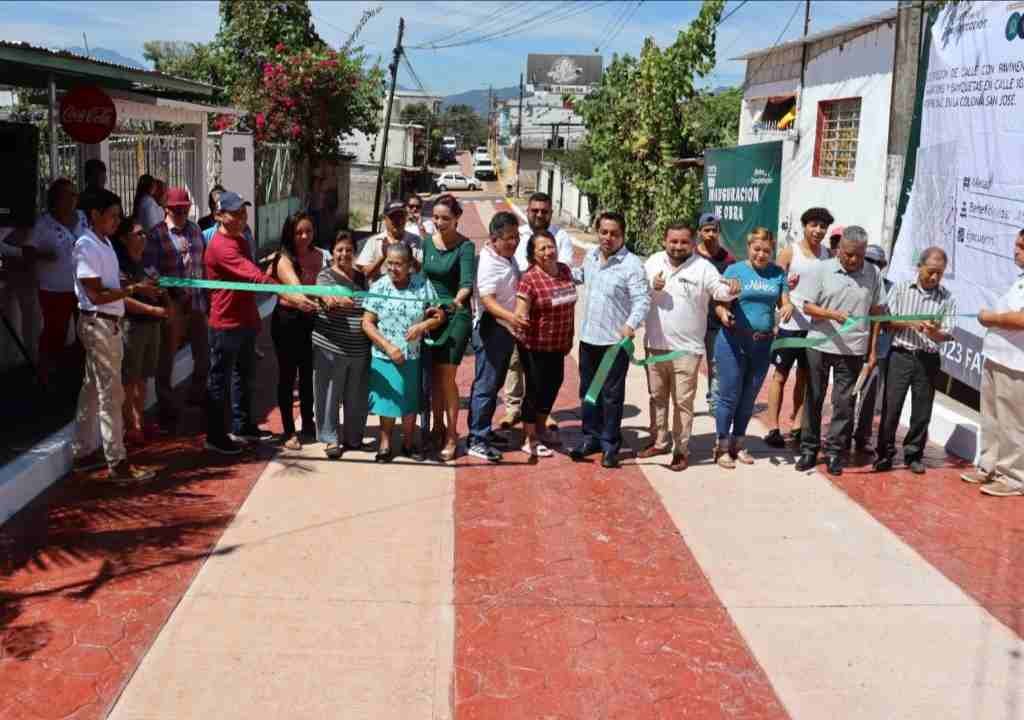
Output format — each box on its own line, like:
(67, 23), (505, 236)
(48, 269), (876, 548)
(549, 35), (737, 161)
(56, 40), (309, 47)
(255, 142), (297, 205)
(108, 134), (199, 220)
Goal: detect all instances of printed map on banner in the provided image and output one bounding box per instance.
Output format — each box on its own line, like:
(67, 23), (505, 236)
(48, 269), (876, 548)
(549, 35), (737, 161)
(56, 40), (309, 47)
(890, 1), (1024, 389)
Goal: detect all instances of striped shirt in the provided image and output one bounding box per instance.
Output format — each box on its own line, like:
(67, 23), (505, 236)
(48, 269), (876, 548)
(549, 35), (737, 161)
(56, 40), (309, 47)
(312, 266), (370, 357)
(572, 245), (650, 346)
(886, 280), (957, 353)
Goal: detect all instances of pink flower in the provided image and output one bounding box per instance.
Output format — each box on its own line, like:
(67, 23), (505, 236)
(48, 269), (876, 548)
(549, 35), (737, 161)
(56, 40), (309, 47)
(275, 43), (286, 53)
(255, 113), (266, 130)
(290, 124), (301, 139)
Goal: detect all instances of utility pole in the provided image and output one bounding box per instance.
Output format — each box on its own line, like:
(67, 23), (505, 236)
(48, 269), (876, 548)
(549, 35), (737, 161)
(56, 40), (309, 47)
(794, 0), (811, 145)
(514, 72), (524, 197)
(487, 85), (493, 153)
(372, 17), (404, 234)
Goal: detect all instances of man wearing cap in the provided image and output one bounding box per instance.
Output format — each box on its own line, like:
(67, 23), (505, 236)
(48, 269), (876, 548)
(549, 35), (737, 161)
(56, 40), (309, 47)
(828, 224), (844, 256)
(851, 244), (894, 453)
(693, 213), (736, 416)
(961, 229), (1024, 496)
(763, 207), (833, 449)
(144, 186), (209, 428)
(356, 201), (422, 281)
(499, 191), (574, 437)
(873, 246), (956, 474)
(796, 225), (885, 476)
(204, 191), (275, 454)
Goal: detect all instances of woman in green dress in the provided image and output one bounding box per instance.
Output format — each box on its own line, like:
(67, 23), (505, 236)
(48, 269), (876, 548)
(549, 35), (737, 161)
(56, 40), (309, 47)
(423, 194), (475, 461)
(362, 244), (446, 462)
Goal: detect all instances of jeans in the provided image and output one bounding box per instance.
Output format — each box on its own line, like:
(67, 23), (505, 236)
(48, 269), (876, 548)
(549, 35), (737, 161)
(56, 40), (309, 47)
(271, 308), (314, 436)
(467, 315), (516, 446)
(206, 326), (257, 442)
(876, 348), (940, 463)
(313, 346), (370, 448)
(713, 331), (773, 440)
(801, 350), (865, 456)
(704, 325), (721, 410)
(579, 341), (629, 455)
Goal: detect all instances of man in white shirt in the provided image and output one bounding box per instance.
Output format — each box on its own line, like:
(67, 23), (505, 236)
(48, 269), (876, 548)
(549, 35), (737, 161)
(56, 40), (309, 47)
(72, 189), (162, 483)
(404, 194), (435, 237)
(640, 224), (739, 471)
(963, 230), (1024, 496)
(356, 201), (423, 280)
(500, 192), (574, 436)
(467, 212), (528, 462)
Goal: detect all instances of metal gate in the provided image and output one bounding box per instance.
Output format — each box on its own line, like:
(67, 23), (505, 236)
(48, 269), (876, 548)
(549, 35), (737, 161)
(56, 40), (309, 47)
(108, 134), (199, 220)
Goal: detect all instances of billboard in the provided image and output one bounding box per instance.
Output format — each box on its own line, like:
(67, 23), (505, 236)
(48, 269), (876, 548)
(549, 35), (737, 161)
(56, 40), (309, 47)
(526, 54), (603, 93)
(889, 1), (1024, 389)
(702, 141), (783, 260)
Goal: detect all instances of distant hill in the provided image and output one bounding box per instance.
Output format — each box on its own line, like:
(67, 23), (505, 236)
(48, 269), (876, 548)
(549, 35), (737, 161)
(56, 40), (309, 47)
(442, 85), (520, 116)
(63, 46), (146, 69)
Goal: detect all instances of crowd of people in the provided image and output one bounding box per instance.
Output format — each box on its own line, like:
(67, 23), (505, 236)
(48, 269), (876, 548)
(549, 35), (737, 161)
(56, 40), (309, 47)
(5, 168), (1023, 497)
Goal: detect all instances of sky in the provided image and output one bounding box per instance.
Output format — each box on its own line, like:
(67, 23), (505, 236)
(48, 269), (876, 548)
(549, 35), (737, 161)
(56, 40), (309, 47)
(0, 0), (898, 95)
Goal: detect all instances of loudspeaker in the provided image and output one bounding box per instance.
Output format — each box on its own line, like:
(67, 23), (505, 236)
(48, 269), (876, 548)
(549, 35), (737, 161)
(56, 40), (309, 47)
(0, 122), (39, 227)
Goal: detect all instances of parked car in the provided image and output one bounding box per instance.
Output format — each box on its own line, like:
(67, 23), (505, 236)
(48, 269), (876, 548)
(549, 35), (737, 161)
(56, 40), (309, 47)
(473, 159), (496, 181)
(435, 172), (481, 192)
(473, 146), (489, 162)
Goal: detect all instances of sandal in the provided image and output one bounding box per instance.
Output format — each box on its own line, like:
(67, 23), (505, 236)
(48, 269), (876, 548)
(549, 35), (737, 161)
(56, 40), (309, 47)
(438, 445), (457, 462)
(283, 435), (302, 451)
(521, 443), (554, 458)
(733, 448), (755, 465)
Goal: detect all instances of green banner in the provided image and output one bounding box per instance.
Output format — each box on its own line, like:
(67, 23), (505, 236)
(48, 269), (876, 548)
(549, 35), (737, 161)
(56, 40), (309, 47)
(702, 141), (783, 259)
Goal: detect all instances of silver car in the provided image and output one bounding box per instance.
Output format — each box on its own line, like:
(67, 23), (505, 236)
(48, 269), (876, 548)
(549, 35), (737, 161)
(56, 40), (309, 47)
(435, 172), (481, 192)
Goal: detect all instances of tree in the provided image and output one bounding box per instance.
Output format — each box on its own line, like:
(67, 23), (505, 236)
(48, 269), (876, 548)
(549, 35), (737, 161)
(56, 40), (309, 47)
(438, 104), (488, 150)
(685, 87), (742, 151)
(142, 41), (222, 93)
(400, 103), (440, 163)
(576, 0), (726, 254)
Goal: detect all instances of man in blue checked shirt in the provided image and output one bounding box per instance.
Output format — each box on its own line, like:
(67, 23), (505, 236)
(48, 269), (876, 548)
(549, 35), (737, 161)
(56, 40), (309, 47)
(569, 211), (650, 468)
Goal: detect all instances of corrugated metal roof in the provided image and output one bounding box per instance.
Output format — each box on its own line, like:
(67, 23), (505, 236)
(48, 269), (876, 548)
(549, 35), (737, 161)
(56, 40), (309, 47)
(0, 40), (218, 97)
(732, 8), (898, 61)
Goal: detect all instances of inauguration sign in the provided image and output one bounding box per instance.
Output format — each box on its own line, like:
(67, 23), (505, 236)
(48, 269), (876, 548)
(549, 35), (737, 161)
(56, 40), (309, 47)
(889, 1), (1024, 389)
(702, 140), (782, 259)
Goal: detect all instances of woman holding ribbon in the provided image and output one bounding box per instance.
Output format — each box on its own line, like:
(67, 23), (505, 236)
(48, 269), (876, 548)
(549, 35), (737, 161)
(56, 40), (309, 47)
(312, 231), (371, 459)
(514, 230), (577, 458)
(362, 243), (446, 462)
(270, 211), (329, 450)
(422, 194), (475, 461)
(713, 228), (794, 468)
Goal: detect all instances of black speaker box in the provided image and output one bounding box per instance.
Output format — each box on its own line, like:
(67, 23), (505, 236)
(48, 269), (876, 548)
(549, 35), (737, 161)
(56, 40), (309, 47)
(0, 121), (39, 227)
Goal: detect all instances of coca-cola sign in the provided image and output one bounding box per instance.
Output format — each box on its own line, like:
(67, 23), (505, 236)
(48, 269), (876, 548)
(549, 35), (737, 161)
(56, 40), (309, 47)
(60, 86), (116, 144)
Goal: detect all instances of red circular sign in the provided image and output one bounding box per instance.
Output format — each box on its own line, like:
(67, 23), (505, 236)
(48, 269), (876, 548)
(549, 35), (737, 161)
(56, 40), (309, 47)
(60, 86), (117, 144)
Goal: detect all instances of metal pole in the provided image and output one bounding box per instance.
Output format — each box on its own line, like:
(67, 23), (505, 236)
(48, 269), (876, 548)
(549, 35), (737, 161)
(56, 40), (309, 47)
(47, 74), (59, 182)
(794, 0), (811, 145)
(514, 72), (524, 197)
(372, 17), (404, 234)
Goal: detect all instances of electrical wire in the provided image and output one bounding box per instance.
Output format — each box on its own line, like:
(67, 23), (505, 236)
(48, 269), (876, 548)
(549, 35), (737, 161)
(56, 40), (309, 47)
(593, 1), (634, 52)
(718, 0), (750, 26)
(598, 0), (643, 52)
(414, 1), (535, 48)
(739, 0), (802, 86)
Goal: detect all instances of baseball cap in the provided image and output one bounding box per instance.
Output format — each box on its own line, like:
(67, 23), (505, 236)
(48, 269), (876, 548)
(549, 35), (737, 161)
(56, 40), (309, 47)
(697, 212), (720, 228)
(217, 191), (251, 213)
(383, 200), (407, 217)
(828, 224), (845, 239)
(865, 244), (888, 266)
(165, 187), (191, 208)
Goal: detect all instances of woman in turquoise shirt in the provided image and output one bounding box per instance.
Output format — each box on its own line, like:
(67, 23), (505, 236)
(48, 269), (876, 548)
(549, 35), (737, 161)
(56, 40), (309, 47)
(422, 194), (475, 461)
(713, 228), (795, 468)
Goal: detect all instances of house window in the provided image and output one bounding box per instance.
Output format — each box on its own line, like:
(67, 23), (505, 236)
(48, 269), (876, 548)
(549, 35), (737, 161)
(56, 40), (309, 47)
(814, 98), (861, 180)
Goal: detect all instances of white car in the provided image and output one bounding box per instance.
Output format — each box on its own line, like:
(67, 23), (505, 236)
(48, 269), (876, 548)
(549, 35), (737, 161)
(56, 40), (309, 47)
(473, 159), (496, 181)
(473, 146), (489, 162)
(435, 172), (480, 192)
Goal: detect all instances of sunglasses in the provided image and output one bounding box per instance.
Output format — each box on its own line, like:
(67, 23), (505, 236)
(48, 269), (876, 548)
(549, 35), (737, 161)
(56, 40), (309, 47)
(407, 205), (421, 211)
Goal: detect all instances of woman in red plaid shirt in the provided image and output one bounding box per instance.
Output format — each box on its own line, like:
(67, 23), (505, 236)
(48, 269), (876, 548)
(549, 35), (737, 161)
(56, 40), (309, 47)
(514, 230), (577, 458)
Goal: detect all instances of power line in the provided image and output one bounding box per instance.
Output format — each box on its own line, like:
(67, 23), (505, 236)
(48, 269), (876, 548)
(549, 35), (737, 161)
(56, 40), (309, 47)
(415, 1), (536, 48)
(719, 0), (750, 26)
(593, 1), (634, 52)
(739, 0), (802, 86)
(598, 0), (643, 52)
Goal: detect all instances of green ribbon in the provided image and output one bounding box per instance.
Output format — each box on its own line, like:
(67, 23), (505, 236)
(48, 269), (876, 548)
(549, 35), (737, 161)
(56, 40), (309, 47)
(769, 312), (972, 351)
(158, 276), (454, 305)
(583, 339), (693, 405)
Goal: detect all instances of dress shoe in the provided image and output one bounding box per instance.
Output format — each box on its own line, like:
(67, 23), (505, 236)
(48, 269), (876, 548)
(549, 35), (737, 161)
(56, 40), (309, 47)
(763, 429), (786, 448)
(600, 451), (619, 469)
(569, 443), (600, 462)
(825, 455), (843, 476)
(794, 452), (818, 472)
(873, 457), (893, 472)
(638, 444), (671, 459)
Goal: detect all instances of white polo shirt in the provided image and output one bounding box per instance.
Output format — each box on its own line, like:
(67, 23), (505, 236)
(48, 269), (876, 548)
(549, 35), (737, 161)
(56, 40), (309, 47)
(473, 243), (520, 327)
(73, 228), (125, 316)
(514, 223), (574, 272)
(405, 219), (435, 237)
(643, 251), (728, 354)
(356, 230), (423, 271)
(28, 212), (86, 292)
(982, 272), (1024, 372)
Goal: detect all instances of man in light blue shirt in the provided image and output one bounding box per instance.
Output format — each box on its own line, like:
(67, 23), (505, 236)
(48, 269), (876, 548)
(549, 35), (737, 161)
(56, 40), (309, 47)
(569, 211), (650, 468)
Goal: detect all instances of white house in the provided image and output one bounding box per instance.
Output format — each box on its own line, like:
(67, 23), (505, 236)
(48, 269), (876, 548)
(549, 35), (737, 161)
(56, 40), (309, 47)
(735, 9), (897, 247)
(341, 123), (423, 168)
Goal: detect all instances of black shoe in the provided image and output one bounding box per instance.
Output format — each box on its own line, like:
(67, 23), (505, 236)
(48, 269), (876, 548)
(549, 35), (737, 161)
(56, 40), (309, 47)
(794, 452), (818, 472)
(486, 432), (510, 449)
(569, 443), (600, 462)
(324, 444), (344, 460)
(600, 451), (619, 469)
(375, 449), (393, 463)
(763, 429), (786, 448)
(231, 425), (274, 443)
(788, 428), (802, 444)
(854, 439), (872, 453)
(825, 455), (843, 476)
(907, 459), (926, 475)
(873, 457), (893, 472)
(402, 445), (424, 462)
(205, 437), (243, 455)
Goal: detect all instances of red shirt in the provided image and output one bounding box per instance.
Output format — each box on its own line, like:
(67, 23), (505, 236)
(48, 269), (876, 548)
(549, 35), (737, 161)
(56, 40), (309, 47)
(517, 263), (576, 353)
(204, 230), (271, 330)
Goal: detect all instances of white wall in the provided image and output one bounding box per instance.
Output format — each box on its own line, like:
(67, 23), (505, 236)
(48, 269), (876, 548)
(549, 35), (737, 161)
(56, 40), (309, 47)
(341, 125), (417, 167)
(539, 163), (592, 229)
(777, 23), (895, 247)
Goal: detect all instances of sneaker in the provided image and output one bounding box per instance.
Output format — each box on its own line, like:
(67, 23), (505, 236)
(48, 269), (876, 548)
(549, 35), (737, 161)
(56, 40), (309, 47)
(72, 450), (107, 473)
(960, 469), (994, 485)
(763, 429), (786, 448)
(108, 462), (156, 483)
(230, 425), (274, 443)
(468, 443), (502, 463)
(205, 437), (243, 455)
(980, 477), (1024, 497)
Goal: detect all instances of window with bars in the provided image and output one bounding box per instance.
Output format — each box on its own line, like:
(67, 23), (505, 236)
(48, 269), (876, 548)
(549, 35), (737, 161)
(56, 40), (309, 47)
(814, 98), (861, 180)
